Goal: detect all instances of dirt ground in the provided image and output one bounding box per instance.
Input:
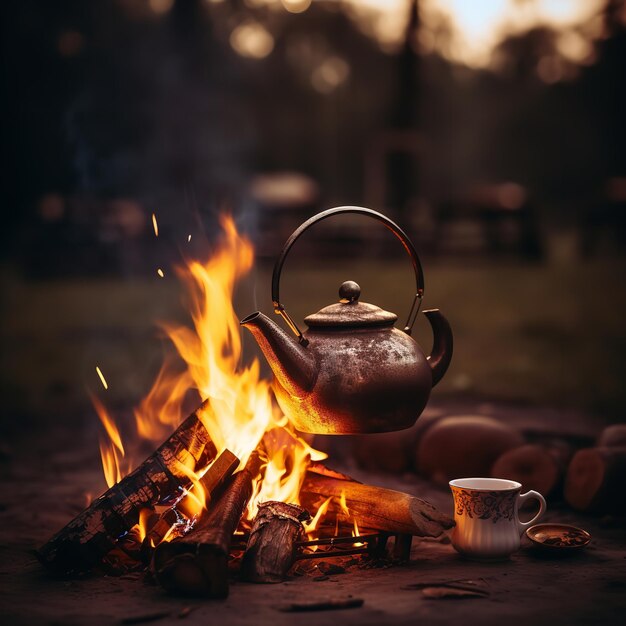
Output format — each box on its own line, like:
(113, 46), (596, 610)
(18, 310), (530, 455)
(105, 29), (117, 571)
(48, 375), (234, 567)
(1, 401), (625, 626)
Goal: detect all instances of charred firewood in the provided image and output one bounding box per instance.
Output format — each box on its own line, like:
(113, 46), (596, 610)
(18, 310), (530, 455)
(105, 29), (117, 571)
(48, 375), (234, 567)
(300, 472), (454, 537)
(153, 450), (263, 598)
(37, 401), (217, 574)
(241, 501), (310, 583)
(140, 449), (240, 561)
(140, 508), (180, 564)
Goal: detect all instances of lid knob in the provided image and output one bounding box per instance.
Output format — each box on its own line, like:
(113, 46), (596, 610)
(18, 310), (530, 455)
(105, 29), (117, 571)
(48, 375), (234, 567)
(339, 280), (361, 303)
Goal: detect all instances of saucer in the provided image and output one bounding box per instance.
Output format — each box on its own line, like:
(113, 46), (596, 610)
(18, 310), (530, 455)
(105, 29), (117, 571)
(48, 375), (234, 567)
(526, 523), (591, 552)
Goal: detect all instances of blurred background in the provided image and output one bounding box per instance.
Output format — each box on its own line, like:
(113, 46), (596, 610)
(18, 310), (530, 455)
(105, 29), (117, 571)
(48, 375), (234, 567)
(2, 0), (626, 438)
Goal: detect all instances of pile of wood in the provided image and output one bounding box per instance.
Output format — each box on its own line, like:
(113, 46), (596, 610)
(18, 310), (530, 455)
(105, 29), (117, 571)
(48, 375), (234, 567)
(564, 425), (626, 514)
(351, 414), (626, 515)
(37, 402), (454, 598)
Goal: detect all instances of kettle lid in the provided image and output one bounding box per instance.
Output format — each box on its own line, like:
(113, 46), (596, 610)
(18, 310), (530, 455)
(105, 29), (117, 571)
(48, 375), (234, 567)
(304, 281), (397, 328)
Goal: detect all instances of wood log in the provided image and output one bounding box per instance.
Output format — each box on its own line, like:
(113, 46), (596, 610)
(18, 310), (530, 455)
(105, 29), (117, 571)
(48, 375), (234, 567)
(240, 501), (309, 583)
(153, 451), (263, 598)
(491, 442), (573, 498)
(140, 508), (180, 563)
(199, 449), (240, 494)
(416, 415), (524, 485)
(141, 449), (240, 559)
(300, 473), (453, 537)
(597, 424), (626, 448)
(37, 400), (217, 574)
(564, 446), (626, 513)
(175, 448), (240, 520)
(101, 529), (145, 575)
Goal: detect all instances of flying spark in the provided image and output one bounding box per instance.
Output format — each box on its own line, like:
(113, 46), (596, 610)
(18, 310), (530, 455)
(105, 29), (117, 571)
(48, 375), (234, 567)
(187, 234), (192, 242)
(152, 213), (159, 237)
(95, 366), (108, 390)
(157, 268), (165, 278)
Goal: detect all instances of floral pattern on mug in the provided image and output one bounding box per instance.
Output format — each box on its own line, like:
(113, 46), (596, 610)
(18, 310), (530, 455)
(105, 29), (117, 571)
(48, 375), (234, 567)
(451, 487), (518, 523)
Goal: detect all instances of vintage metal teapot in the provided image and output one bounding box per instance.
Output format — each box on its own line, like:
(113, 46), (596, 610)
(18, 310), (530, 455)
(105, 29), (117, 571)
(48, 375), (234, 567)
(241, 206), (453, 434)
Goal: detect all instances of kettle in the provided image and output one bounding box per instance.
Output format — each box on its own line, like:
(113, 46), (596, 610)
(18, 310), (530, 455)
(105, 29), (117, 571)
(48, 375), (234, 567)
(241, 206), (453, 434)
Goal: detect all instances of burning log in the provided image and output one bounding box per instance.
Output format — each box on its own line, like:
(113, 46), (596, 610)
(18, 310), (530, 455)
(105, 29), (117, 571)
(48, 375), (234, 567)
(197, 448), (240, 495)
(300, 473), (453, 537)
(140, 508), (180, 563)
(564, 446), (626, 513)
(241, 501), (309, 583)
(37, 401), (217, 574)
(154, 450), (263, 598)
(141, 448), (240, 559)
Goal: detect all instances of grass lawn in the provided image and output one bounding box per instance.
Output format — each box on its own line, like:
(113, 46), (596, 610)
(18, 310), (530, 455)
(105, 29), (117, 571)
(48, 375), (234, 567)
(2, 256), (626, 424)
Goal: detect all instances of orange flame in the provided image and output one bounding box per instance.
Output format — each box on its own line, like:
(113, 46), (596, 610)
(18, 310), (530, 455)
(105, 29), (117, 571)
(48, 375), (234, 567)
(173, 458), (208, 521)
(92, 215), (327, 542)
(137, 508), (152, 543)
(304, 496), (332, 537)
(134, 358), (193, 444)
(92, 393), (127, 488)
(339, 489), (362, 544)
(247, 426), (326, 519)
(339, 489), (349, 516)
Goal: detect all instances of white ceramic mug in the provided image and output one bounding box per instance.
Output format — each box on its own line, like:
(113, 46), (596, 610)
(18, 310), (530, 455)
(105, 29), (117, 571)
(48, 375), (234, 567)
(449, 478), (547, 560)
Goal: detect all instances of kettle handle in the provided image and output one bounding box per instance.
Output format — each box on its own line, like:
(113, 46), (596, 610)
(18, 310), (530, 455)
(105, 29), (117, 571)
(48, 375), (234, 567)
(272, 206), (425, 344)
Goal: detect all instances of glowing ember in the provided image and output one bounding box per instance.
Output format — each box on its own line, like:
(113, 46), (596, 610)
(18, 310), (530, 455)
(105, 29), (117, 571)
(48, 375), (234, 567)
(157, 268), (165, 278)
(152, 212), (159, 237)
(95, 365), (108, 390)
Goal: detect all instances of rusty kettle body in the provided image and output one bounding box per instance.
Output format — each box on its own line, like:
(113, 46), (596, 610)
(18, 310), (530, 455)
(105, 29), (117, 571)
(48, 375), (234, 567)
(241, 207), (453, 435)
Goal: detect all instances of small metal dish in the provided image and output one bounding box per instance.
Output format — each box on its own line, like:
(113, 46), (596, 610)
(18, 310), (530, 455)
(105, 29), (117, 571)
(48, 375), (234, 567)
(526, 523), (591, 552)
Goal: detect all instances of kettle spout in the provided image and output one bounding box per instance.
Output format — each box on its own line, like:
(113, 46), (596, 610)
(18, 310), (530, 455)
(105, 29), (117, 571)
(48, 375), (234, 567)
(423, 309), (453, 387)
(240, 311), (317, 399)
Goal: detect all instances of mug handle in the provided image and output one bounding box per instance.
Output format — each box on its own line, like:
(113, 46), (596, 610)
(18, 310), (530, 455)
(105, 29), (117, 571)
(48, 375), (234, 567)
(516, 490), (547, 535)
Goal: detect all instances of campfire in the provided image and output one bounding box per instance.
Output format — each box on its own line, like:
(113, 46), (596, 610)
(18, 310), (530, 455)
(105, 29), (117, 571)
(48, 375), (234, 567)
(36, 216), (452, 597)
